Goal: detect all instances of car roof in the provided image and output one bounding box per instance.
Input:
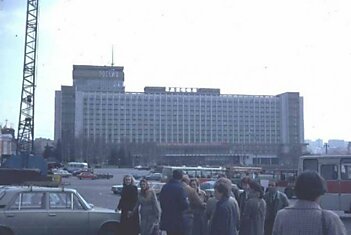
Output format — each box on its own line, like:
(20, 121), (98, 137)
(0, 186), (79, 207)
(0, 185), (77, 193)
(201, 180), (216, 184)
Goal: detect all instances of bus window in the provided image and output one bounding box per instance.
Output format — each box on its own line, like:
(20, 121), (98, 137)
(303, 159), (318, 171)
(194, 170), (201, 178)
(202, 170), (211, 178)
(187, 171), (195, 178)
(341, 159), (351, 180)
(320, 164), (338, 180)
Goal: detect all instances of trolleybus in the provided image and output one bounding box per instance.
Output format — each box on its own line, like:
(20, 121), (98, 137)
(298, 155), (351, 212)
(161, 166), (225, 183)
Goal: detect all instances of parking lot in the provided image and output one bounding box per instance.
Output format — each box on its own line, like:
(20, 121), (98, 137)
(61, 168), (149, 209)
(62, 168), (351, 233)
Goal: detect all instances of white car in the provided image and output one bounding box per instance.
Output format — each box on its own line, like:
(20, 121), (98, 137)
(200, 180), (243, 198)
(0, 185), (120, 235)
(52, 168), (72, 178)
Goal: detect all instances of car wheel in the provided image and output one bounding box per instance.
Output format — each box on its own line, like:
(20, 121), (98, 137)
(98, 223), (119, 235)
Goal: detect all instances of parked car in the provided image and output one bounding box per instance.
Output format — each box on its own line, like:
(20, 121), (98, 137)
(52, 168), (72, 178)
(111, 181), (164, 196)
(200, 180), (242, 198)
(134, 165), (151, 170)
(132, 174), (144, 180)
(145, 173), (162, 181)
(0, 185), (120, 235)
(111, 184), (123, 195)
(149, 182), (165, 198)
(72, 168), (91, 176)
(95, 173), (114, 180)
(77, 172), (97, 180)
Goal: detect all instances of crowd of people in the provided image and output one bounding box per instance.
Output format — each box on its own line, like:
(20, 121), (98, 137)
(116, 170), (347, 235)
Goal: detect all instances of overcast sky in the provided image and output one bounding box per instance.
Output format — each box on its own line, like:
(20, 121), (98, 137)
(1, 0), (351, 142)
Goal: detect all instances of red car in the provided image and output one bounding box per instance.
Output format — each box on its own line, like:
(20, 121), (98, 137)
(77, 171), (97, 180)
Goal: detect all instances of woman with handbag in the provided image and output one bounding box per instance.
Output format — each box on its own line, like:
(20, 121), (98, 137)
(134, 179), (161, 235)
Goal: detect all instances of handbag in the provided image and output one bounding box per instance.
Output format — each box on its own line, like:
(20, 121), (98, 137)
(152, 223), (162, 235)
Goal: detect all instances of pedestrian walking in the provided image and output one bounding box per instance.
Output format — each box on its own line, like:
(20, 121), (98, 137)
(181, 175), (205, 235)
(209, 177), (240, 235)
(239, 179), (266, 235)
(116, 175), (140, 235)
(159, 169), (189, 235)
(272, 171), (347, 235)
(133, 179), (161, 235)
(238, 177), (251, 217)
(189, 178), (207, 235)
(263, 181), (289, 235)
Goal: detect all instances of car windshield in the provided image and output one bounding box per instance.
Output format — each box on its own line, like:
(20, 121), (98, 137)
(75, 191), (91, 210)
(200, 182), (215, 190)
(0, 190), (5, 200)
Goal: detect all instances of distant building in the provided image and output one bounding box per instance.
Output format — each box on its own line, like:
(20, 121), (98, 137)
(0, 125), (16, 165)
(34, 138), (54, 156)
(306, 139), (324, 154)
(0, 134), (15, 155)
(55, 65), (305, 166)
(328, 139), (347, 149)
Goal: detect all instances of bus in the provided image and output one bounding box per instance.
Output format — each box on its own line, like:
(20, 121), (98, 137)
(161, 166), (226, 183)
(226, 166), (263, 185)
(66, 162), (89, 173)
(298, 155), (351, 212)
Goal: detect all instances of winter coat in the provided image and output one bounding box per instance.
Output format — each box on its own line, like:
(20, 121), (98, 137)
(136, 189), (161, 235)
(239, 191), (266, 235)
(273, 200), (347, 235)
(210, 196), (240, 235)
(159, 179), (189, 233)
(117, 184), (140, 235)
(263, 190), (289, 235)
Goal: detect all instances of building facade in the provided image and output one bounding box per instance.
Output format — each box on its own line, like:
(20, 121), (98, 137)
(0, 126), (16, 165)
(55, 65), (305, 166)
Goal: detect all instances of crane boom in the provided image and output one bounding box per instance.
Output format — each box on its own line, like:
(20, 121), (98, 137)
(17, 0), (39, 154)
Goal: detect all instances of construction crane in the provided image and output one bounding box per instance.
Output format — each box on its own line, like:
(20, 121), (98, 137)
(17, 0), (39, 154)
(0, 0), (55, 184)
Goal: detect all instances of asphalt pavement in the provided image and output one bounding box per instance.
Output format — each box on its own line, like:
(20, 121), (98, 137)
(61, 168), (149, 209)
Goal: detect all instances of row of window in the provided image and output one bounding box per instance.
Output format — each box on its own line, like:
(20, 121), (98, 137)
(303, 159), (351, 180)
(84, 133), (280, 143)
(9, 192), (84, 210)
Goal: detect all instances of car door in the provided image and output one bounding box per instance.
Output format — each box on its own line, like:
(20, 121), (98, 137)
(4, 192), (48, 235)
(47, 192), (89, 235)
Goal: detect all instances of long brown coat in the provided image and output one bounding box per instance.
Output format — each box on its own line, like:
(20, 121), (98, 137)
(239, 192), (266, 235)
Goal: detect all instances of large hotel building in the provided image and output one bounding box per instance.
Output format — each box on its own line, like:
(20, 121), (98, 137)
(55, 65), (305, 166)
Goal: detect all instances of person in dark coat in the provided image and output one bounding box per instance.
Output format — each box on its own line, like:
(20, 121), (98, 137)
(190, 178), (207, 235)
(117, 175), (140, 235)
(159, 169), (189, 235)
(239, 179), (266, 235)
(210, 178), (240, 235)
(263, 181), (289, 235)
(238, 176), (254, 216)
